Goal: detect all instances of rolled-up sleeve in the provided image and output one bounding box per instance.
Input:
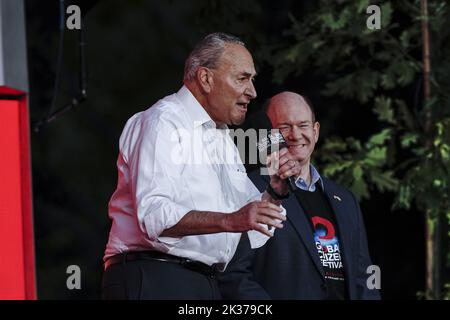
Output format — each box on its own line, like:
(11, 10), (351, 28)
(122, 114), (192, 241)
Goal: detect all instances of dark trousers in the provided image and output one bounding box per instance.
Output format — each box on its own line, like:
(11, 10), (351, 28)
(102, 258), (222, 300)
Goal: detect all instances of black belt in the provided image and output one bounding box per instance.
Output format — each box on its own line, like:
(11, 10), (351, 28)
(104, 251), (219, 278)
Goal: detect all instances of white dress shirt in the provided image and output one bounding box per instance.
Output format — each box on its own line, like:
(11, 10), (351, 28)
(104, 86), (280, 268)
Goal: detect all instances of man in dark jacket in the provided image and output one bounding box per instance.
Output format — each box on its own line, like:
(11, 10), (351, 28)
(218, 92), (381, 300)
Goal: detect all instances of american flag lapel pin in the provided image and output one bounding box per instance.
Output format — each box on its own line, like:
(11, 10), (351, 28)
(333, 195), (342, 202)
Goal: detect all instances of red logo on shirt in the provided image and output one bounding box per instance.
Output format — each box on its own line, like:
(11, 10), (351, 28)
(311, 216), (335, 240)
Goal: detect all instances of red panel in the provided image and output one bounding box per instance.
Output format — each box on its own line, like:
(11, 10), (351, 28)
(0, 100), (25, 299)
(0, 98), (35, 300)
(19, 96), (36, 300)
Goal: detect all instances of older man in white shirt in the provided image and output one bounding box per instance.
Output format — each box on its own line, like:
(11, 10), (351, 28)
(102, 33), (292, 300)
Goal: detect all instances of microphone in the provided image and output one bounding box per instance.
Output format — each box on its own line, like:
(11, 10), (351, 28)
(253, 112), (297, 192)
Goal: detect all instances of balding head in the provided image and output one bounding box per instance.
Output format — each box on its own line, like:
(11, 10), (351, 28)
(265, 91), (320, 166)
(266, 92), (315, 124)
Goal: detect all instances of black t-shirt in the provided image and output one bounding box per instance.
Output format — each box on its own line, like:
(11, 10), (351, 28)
(294, 186), (348, 300)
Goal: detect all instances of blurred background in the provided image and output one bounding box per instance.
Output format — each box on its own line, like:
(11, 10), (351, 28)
(25, 0), (450, 299)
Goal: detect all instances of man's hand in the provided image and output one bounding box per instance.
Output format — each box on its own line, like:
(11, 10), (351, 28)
(226, 200), (286, 237)
(267, 148), (300, 196)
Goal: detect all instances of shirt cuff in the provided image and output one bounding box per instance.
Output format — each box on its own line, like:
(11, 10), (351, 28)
(247, 205), (286, 249)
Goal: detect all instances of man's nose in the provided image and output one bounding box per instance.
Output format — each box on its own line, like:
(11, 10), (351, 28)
(289, 125), (302, 140)
(245, 80), (257, 99)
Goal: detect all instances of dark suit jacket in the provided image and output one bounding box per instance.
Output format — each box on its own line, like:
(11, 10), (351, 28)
(218, 170), (381, 300)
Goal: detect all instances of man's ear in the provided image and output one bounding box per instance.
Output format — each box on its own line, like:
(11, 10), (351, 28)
(314, 122), (320, 143)
(197, 67), (213, 93)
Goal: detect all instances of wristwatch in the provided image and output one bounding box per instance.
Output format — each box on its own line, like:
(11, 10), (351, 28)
(266, 183), (290, 200)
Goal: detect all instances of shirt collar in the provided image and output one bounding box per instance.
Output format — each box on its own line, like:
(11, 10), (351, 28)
(295, 164), (324, 192)
(177, 85), (225, 129)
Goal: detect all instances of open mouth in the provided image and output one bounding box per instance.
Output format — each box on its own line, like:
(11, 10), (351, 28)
(236, 102), (248, 113)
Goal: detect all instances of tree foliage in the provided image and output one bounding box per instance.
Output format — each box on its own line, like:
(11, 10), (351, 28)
(263, 0), (450, 298)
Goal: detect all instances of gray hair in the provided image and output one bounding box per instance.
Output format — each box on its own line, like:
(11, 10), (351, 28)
(183, 32), (245, 82)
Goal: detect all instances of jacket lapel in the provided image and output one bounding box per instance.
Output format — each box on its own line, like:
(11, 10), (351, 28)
(258, 175), (324, 277)
(283, 194), (325, 279)
(322, 179), (355, 297)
